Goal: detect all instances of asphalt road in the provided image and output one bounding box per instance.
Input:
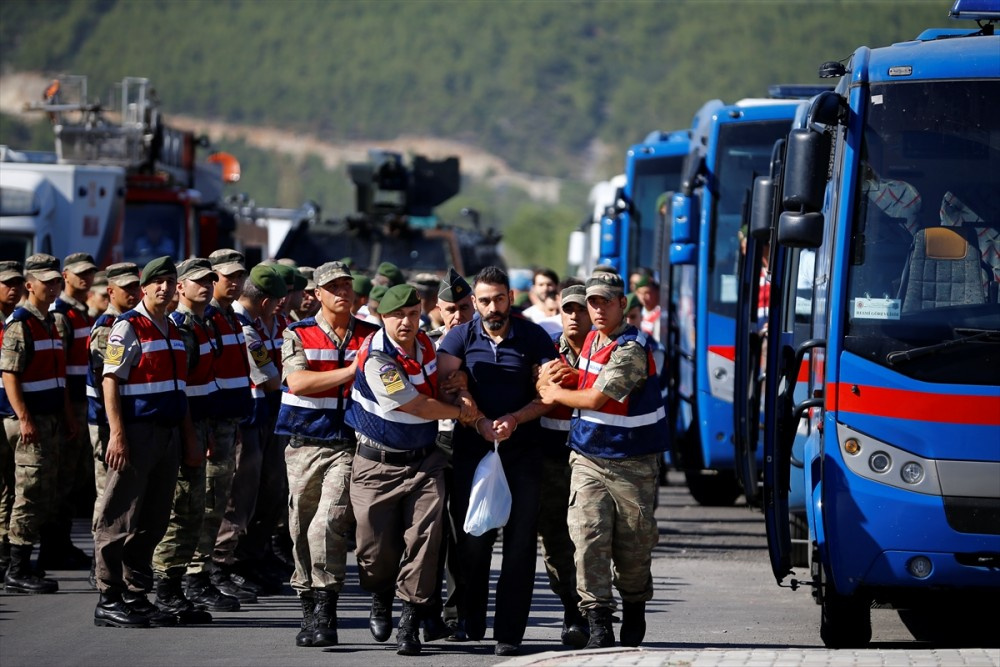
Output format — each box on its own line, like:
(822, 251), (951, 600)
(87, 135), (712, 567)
(0, 471), (991, 667)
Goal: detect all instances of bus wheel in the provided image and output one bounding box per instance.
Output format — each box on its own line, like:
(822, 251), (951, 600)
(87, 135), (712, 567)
(819, 585), (872, 648)
(684, 470), (742, 506)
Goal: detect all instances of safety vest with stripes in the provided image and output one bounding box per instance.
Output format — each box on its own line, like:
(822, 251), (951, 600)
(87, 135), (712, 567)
(539, 332), (575, 440)
(51, 297), (92, 401)
(568, 325), (668, 459)
(170, 309), (217, 421)
(86, 310), (116, 424)
(117, 309), (187, 423)
(347, 328), (439, 450)
(0, 308), (66, 417)
(206, 305), (253, 420)
(275, 316), (379, 441)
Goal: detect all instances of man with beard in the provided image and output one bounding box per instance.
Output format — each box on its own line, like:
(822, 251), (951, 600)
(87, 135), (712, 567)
(436, 265), (556, 657)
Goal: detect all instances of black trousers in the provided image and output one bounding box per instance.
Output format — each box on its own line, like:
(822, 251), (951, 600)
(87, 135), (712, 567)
(449, 434), (541, 645)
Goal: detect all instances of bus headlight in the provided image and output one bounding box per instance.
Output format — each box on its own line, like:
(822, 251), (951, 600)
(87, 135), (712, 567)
(907, 556), (932, 579)
(869, 451), (891, 474)
(900, 461), (924, 485)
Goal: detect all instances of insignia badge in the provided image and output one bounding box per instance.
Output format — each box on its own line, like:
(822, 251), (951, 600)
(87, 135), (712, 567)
(250, 344), (271, 368)
(105, 343), (125, 366)
(379, 368), (405, 394)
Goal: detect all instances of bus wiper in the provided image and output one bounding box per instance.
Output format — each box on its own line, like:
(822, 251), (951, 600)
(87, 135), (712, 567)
(887, 329), (1000, 365)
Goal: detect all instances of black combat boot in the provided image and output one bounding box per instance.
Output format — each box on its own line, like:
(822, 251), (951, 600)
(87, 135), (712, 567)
(4, 544), (58, 594)
(122, 590), (178, 627)
(585, 607), (615, 649)
(396, 601), (421, 656)
(369, 589), (393, 642)
(560, 596), (589, 648)
(296, 591), (315, 647)
(619, 600), (647, 647)
(312, 589), (339, 647)
(183, 572), (240, 612)
(421, 603), (452, 642)
(210, 565), (259, 603)
(155, 576), (212, 624)
(94, 590), (149, 628)
(0, 539), (11, 578)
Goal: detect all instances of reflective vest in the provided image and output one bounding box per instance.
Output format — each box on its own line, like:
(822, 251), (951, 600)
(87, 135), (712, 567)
(206, 305), (253, 420)
(568, 326), (668, 459)
(0, 308), (66, 417)
(236, 312), (272, 428)
(275, 316), (378, 441)
(52, 297), (93, 401)
(170, 309), (217, 421)
(86, 310), (117, 424)
(347, 328), (439, 450)
(540, 333), (575, 434)
(117, 309), (187, 423)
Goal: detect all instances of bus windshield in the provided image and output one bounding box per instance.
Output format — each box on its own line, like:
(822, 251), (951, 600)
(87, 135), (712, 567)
(631, 155), (683, 270)
(124, 202), (186, 266)
(845, 79), (1000, 384)
(709, 120), (790, 317)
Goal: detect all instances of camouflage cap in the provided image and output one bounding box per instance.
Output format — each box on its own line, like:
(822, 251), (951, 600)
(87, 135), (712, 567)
(314, 261), (353, 288)
(585, 271), (625, 300)
(140, 256), (178, 286)
(560, 284), (586, 309)
(90, 270), (109, 289)
(177, 257), (219, 283)
(369, 284), (388, 304)
(299, 266), (316, 290)
(24, 254), (62, 282)
(208, 248), (246, 276)
(352, 273), (373, 297)
(249, 264), (288, 298)
(63, 252), (98, 275)
(0, 260), (24, 282)
(377, 284), (420, 315)
(106, 262), (141, 287)
(438, 267), (471, 302)
(376, 261), (405, 287)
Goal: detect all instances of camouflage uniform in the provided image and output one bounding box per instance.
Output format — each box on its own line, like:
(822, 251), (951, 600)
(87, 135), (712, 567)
(87, 303), (121, 534)
(568, 321), (659, 611)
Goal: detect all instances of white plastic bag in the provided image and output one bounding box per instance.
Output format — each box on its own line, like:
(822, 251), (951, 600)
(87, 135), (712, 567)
(463, 441), (511, 536)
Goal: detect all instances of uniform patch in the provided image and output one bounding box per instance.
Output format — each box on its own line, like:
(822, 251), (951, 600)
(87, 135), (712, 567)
(249, 343), (271, 368)
(105, 343), (125, 366)
(379, 368), (405, 394)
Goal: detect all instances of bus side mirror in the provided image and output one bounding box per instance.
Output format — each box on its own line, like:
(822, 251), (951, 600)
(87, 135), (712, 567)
(782, 129), (830, 213)
(671, 192), (694, 244)
(778, 211), (824, 248)
(749, 176), (774, 240)
(598, 210), (620, 258)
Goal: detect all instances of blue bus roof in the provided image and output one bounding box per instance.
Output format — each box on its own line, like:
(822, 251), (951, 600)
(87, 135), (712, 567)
(866, 33), (1000, 84)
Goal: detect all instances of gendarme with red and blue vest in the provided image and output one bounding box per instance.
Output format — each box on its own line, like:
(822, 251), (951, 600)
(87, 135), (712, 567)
(568, 325), (668, 459)
(116, 309), (187, 423)
(0, 307), (66, 417)
(346, 327), (439, 450)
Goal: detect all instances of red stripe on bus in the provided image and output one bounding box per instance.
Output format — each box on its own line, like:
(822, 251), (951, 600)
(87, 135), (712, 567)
(831, 383), (1000, 425)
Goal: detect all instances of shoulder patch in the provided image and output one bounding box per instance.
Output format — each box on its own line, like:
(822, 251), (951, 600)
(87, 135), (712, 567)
(379, 367), (405, 394)
(250, 343), (271, 368)
(105, 343), (126, 366)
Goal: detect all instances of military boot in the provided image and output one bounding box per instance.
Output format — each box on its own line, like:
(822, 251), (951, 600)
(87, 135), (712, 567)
(619, 600), (647, 647)
(4, 544), (58, 594)
(183, 572), (240, 612)
(0, 539), (10, 579)
(311, 589), (339, 647)
(122, 590), (178, 627)
(296, 591), (315, 647)
(560, 596), (589, 648)
(396, 601), (422, 656)
(369, 589), (393, 642)
(155, 576), (212, 624)
(94, 590), (149, 628)
(585, 607), (615, 649)
(210, 566), (259, 603)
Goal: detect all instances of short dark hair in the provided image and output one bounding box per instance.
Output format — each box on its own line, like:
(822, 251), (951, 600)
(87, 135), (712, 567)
(532, 267), (558, 284)
(558, 276), (584, 290)
(474, 266), (510, 291)
(241, 281), (268, 303)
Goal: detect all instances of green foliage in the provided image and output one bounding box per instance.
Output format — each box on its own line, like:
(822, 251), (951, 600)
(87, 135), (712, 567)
(503, 202), (580, 274)
(0, 113), (55, 151)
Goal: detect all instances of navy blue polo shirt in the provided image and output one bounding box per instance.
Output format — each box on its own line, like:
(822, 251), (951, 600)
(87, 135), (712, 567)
(438, 314), (556, 444)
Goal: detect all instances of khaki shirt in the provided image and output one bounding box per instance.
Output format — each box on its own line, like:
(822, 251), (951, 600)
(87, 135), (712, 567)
(591, 321), (648, 403)
(0, 302), (58, 374)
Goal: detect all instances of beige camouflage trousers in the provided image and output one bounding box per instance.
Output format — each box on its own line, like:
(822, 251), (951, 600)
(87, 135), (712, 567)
(3, 414), (61, 546)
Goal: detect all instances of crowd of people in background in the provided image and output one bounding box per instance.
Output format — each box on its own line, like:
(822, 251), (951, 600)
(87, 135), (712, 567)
(0, 250), (670, 657)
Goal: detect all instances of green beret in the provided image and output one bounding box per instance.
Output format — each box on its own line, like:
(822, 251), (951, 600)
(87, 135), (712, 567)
(625, 292), (641, 313)
(633, 273), (658, 289)
(438, 267), (471, 302)
(369, 284), (388, 304)
(271, 262), (302, 289)
(377, 284), (420, 315)
(249, 264), (288, 298)
(376, 261), (405, 287)
(353, 273), (373, 297)
(140, 256), (178, 286)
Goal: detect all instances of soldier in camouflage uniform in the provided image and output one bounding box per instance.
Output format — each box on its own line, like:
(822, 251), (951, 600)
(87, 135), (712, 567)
(275, 261), (379, 648)
(85, 262), (142, 587)
(0, 260), (25, 578)
(1, 254), (72, 594)
(538, 270), (668, 649)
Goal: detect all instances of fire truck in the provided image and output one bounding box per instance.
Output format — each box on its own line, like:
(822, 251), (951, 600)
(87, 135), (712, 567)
(1, 75), (238, 266)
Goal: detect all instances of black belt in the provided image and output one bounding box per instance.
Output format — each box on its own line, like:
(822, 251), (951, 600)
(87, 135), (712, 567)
(356, 442), (434, 466)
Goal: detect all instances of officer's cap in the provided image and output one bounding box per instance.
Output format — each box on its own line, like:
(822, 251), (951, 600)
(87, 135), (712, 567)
(376, 261), (405, 287)
(208, 249), (246, 276)
(0, 260), (24, 283)
(352, 273), (373, 297)
(249, 264), (288, 299)
(177, 258), (218, 283)
(140, 256), (178, 286)
(377, 284), (420, 315)
(369, 284), (388, 305)
(438, 267), (471, 303)
(24, 254), (62, 282)
(314, 261), (353, 288)
(63, 252), (98, 275)
(90, 271), (109, 289)
(106, 262), (141, 287)
(272, 262), (306, 290)
(560, 284), (586, 309)
(585, 271), (625, 301)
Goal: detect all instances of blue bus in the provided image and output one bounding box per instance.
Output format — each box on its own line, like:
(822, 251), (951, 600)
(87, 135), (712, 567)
(756, 1), (1000, 647)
